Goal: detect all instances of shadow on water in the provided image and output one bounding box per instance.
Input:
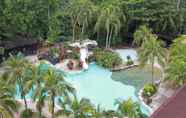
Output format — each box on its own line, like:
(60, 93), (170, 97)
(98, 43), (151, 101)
(111, 66), (162, 95)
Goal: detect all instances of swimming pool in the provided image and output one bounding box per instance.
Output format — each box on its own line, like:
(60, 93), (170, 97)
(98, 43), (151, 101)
(15, 49), (153, 116)
(65, 63), (151, 114)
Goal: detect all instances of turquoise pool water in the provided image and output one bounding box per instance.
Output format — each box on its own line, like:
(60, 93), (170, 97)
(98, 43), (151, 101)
(65, 63), (150, 115)
(66, 63), (137, 108)
(15, 49), (151, 115)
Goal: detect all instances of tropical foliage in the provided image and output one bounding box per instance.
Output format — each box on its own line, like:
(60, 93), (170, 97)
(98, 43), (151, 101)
(1, 0), (186, 46)
(4, 54), (33, 111)
(66, 0), (95, 41)
(0, 53), (150, 118)
(66, 98), (95, 118)
(0, 77), (19, 118)
(143, 84), (157, 98)
(1, 0), (186, 117)
(95, 0), (125, 48)
(33, 68), (75, 118)
(166, 35), (186, 86)
(133, 25), (152, 47)
(116, 98), (147, 118)
(138, 32), (166, 84)
(93, 48), (122, 68)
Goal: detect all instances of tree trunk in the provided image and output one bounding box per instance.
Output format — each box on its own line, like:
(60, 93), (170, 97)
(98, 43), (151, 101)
(52, 95), (55, 118)
(108, 27), (113, 48)
(81, 22), (85, 40)
(39, 109), (42, 118)
(106, 29), (110, 49)
(48, 4), (50, 20)
(72, 21), (76, 42)
(151, 58), (155, 84)
(23, 95), (28, 111)
(72, 12), (82, 42)
(97, 32), (99, 41)
(18, 78), (28, 110)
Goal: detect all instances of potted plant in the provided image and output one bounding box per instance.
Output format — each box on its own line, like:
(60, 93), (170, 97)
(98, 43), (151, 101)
(126, 55), (134, 65)
(142, 84), (157, 104)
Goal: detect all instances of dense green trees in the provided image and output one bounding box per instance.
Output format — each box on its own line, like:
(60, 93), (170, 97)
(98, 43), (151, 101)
(95, 0), (125, 48)
(66, 0), (95, 41)
(0, 0), (61, 41)
(1, 0), (186, 46)
(166, 35), (186, 86)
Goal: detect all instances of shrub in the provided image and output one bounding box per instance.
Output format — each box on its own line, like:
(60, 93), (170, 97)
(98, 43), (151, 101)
(142, 84), (157, 98)
(93, 48), (122, 69)
(127, 60), (134, 65)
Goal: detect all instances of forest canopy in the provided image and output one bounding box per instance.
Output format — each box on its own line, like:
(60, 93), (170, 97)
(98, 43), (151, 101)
(0, 0), (186, 46)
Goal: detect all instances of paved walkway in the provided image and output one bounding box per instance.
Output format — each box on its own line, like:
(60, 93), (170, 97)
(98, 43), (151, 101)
(150, 83), (176, 111)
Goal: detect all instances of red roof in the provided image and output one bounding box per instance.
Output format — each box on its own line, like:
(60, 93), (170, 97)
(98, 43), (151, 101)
(150, 85), (186, 118)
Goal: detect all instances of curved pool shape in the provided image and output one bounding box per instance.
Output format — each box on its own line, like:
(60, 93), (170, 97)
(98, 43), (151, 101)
(66, 63), (137, 108)
(15, 49), (151, 115)
(65, 63), (150, 115)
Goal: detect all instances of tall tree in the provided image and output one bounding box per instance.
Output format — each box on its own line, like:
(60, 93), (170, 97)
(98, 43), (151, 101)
(95, 0), (125, 48)
(133, 25), (152, 47)
(0, 77), (19, 118)
(4, 54), (33, 112)
(66, 0), (95, 41)
(33, 68), (75, 118)
(138, 34), (166, 84)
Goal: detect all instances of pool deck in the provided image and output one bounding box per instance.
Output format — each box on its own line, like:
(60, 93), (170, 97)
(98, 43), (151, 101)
(149, 83), (176, 112)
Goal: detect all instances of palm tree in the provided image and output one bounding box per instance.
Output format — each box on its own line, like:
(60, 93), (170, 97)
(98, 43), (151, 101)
(138, 34), (166, 84)
(0, 77), (19, 118)
(67, 0), (95, 41)
(68, 98), (95, 118)
(76, 0), (95, 39)
(116, 98), (143, 118)
(133, 25), (152, 47)
(28, 64), (47, 118)
(95, 0), (125, 48)
(4, 54), (32, 111)
(34, 68), (75, 118)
